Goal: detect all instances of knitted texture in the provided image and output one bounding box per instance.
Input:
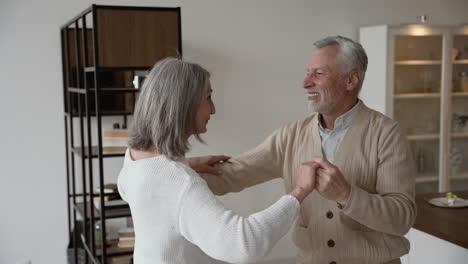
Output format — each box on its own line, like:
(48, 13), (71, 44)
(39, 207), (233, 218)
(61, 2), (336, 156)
(118, 151), (300, 264)
(202, 103), (416, 264)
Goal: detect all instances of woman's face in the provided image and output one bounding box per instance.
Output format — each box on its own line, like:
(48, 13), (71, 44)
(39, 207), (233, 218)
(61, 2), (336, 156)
(195, 81), (216, 134)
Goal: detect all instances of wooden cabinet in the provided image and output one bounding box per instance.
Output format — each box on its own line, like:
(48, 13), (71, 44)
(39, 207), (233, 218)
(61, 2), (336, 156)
(360, 24), (468, 193)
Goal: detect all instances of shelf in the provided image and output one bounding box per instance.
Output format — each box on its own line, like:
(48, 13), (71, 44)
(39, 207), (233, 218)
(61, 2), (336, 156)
(96, 239), (134, 257)
(416, 172), (468, 183)
(85, 66), (151, 72)
(395, 60), (441, 66)
(452, 92), (468, 97)
(394, 93), (440, 99)
(416, 174), (438, 183)
(81, 235), (133, 259)
(68, 87), (140, 94)
(72, 146), (125, 158)
(451, 132), (468, 138)
(453, 59), (468, 65)
(407, 134), (439, 141)
(452, 172), (468, 180)
(65, 111), (134, 117)
(74, 202), (131, 220)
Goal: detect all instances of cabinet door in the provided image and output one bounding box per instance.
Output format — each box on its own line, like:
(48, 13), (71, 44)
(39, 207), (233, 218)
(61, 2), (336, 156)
(449, 26), (468, 191)
(389, 26), (447, 193)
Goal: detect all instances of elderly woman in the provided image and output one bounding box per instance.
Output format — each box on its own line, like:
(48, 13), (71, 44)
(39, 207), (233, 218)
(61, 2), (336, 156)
(117, 57), (316, 264)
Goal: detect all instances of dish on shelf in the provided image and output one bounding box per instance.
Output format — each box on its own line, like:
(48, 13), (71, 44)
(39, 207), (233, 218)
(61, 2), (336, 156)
(428, 196), (468, 208)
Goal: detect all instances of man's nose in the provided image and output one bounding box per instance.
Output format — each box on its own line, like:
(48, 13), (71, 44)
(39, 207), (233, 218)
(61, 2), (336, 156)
(303, 75), (313, 88)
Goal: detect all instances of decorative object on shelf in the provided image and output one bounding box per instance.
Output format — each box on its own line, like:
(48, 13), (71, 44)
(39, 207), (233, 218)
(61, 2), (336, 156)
(132, 70), (148, 89)
(459, 71), (468, 92)
(417, 14), (427, 24)
(417, 148), (425, 173)
(452, 48), (460, 60)
(453, 114), (468, 132)
(450, 146), (463, 174)
(95, 221), (109, 248)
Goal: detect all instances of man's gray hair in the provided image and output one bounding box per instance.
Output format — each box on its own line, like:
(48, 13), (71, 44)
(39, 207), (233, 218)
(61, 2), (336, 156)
(313, 35), (368, 88)
(128, 57), (210, 159)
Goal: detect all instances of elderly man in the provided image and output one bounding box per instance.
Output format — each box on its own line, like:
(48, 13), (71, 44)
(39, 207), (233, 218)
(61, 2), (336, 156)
(191, 35), (416, 264)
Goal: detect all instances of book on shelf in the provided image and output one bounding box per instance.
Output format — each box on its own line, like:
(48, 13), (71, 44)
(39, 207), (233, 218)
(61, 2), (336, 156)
(103, 128), (129, 153)
(94, 183), (118, 194)
(118, 237), (135, 248)
(118, 227), (135, 238)
(93, 198), (128, 210)
(108, 254), (133, 264)
(96, 239), (134, 255)
(93, 193), (121, 202)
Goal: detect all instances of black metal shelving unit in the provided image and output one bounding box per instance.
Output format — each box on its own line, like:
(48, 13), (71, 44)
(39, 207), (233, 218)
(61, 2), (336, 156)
(60, 5), (182, 264)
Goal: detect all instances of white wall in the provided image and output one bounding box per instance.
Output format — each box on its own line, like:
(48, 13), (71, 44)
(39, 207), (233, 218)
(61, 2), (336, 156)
(1, 0), (467, 263)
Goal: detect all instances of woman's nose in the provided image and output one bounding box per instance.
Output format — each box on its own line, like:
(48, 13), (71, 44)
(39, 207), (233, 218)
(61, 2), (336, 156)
(211, 101), (216, 115)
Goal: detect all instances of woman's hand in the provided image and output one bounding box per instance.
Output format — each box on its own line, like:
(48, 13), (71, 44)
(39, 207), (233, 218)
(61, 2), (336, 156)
(290, 162), (319, 203)
(187, 155), (231, 176)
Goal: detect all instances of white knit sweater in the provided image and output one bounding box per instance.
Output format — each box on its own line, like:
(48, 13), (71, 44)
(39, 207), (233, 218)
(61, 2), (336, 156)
(117, 149), (300, 264)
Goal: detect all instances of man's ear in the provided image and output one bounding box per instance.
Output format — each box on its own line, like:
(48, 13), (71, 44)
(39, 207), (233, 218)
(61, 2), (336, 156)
(346, 70), (360, 92)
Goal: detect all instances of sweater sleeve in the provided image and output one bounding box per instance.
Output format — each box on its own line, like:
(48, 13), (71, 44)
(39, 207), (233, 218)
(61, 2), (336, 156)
(342, 123), (416, 236)
(178, 178), (300, 263)
(201, 127), (286, 195)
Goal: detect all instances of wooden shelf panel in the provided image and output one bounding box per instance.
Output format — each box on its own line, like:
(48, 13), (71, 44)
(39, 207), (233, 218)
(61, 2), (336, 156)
(415, 174), (439, 183)
(453, 59), (468, 64)
(96, 239), (134, 257)
(407, 134), (439, 141)
(74, 202), (131, 220)
(85, 66), (151, 72)
(416, 172), (468, 183)
(65, 111), (134, 117)
(72, 146), (125, 158)
(68, 87), (140, 93)
(451, 132), (468, 138)
(395, 60), (441, 65)
(452, 92), (468, 97)
(394, 93), (440, 99)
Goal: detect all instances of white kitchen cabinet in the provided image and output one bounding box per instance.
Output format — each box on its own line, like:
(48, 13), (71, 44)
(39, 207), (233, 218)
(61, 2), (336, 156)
(360, 24), (468, 193)
(406, 228), (468, 264)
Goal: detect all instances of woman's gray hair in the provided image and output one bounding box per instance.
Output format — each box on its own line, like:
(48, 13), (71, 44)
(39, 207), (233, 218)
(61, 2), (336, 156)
(313, 35), (368, 89)
(128, 57), (210, 159)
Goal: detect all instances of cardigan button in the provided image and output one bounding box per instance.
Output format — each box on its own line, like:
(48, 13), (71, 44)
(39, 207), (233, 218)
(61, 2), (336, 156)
(327, 239), (335, 247)
(326, 211), (334, 219)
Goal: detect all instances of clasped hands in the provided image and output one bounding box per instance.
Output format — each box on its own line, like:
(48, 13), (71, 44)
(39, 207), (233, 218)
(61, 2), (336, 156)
(187, 155), (351, 206)
(293, 157), (351, 206)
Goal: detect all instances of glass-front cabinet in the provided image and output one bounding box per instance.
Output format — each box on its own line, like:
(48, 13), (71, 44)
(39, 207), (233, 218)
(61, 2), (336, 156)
(360, 24), (468, 193)
(450, 27), (468, 192)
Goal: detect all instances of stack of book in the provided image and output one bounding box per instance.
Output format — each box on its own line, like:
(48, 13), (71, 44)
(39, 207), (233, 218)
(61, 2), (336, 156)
(118, 227), (135, 249)
(103, 127), (129, 153)
(93, 183), (128, 211)
(107, 254), (133, 264)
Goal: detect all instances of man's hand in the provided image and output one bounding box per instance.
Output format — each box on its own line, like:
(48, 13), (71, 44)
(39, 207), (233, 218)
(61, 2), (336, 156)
(187, 155), (231, 176)
(290, 162), (320, 203)
(310, 157), (351, 207)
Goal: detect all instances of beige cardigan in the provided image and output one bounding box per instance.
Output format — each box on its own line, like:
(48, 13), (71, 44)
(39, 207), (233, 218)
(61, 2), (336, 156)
(203, 104), (416, 264)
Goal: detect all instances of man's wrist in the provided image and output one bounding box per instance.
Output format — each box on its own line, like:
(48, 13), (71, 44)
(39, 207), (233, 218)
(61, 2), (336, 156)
(336, 184), (351, 208)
